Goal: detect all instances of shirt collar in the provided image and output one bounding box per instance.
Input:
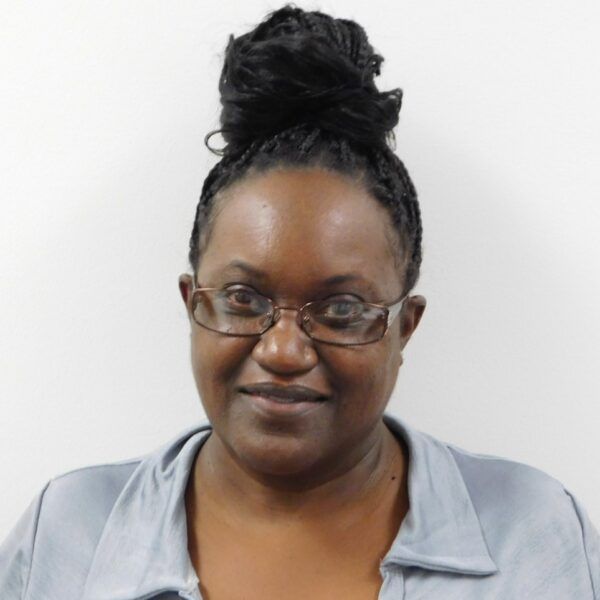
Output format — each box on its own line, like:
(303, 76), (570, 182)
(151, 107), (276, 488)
(83, 413), (497, 600)
(82, 423), (211, 600)
(381, 413), (498, 576)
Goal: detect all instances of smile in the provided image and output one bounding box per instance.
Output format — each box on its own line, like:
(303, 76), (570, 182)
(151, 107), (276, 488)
(241, 391), (326, 417)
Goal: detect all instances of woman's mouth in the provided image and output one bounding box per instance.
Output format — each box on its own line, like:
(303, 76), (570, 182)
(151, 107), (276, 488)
(240, 390), (326, 417)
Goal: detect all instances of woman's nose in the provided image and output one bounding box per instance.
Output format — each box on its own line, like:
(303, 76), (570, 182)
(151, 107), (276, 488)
(250, 308), (318, 374)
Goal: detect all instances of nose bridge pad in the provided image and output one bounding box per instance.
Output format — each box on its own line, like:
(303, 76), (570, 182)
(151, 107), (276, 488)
(272, 307), (281, 325)
(300, 310), (311, 335)
(268, 306), (311, 338)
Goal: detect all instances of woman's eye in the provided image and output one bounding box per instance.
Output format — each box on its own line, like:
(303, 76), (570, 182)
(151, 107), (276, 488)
(324, 300), (364, 319)
(225, 288), (257, 306)
(221, 287), (267, 315)
(229, 290), (253, 305)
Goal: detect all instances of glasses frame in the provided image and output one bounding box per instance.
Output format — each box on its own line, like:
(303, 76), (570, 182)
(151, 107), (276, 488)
(190, 280), (408, 347)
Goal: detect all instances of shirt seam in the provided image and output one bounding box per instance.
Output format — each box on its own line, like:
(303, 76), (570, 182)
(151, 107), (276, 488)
(446, 446), (499, 574)
(444, 443), (569, 485)
(22, 479), (52, 600)
(49, 457), (144, 483)
(564, 489), (598, 600)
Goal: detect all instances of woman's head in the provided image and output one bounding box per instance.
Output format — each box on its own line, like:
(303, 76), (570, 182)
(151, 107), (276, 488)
(179, 5), (426, 480)
(190, 4), (422, 296)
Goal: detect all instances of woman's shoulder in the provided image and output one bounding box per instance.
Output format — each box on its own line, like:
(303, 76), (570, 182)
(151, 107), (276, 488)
(448, 440), (599, 590)
(0, 457), (146, 598)
(386, 412), (582, 514)
(384, 413), (599, 596)
(447, 439), (585, 533)
(36, 422), (213, 534)
(46, 421), (212, 497)
(0, 421), (213, 599)
(446, 440), (569, 504)
(406, 417), (589, 528)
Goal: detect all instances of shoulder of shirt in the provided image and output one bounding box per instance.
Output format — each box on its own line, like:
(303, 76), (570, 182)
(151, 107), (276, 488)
(437, 434), (578, 525)
(390, 420), (596, 570)
(386, 415), (571, 504)
(40, 420), (213, 516)
(443, 437), (567, 492)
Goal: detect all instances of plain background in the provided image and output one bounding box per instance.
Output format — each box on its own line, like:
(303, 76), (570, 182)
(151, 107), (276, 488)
(1, 0), (599, 539)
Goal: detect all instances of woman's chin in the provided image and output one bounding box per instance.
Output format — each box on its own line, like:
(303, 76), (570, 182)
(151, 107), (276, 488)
(232, 433), (327, 480)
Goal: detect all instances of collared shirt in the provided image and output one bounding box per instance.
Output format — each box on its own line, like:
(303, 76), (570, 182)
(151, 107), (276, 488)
(1, 412), (598, 599)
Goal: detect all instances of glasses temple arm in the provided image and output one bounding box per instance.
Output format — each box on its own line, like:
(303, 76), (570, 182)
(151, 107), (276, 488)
(386, 296), (408, 327)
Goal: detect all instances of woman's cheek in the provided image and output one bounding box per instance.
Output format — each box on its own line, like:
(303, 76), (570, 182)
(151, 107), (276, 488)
(322, 352), (377, 407)
(192, 334), (255, 392)
(344, 345), (398, 412)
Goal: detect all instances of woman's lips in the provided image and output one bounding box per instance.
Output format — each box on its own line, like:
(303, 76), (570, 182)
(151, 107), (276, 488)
(241, 391), (326, 417)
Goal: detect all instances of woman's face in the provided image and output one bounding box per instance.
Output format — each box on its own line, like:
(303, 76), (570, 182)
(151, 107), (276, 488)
(179, 167), (425, 478)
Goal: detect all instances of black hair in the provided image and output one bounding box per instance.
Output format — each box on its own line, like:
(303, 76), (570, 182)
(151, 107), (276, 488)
(188, 4), (422, 296)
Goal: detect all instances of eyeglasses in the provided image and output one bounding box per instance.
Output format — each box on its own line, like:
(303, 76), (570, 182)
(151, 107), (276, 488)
(190, 281), (407, 347)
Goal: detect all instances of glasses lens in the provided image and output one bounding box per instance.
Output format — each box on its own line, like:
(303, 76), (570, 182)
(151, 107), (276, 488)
(304, 300), (387, 345)
(192, 289), (272, 335)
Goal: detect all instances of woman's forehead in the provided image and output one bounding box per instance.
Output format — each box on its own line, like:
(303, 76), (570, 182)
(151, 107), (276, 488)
(198, 168), (401, 293)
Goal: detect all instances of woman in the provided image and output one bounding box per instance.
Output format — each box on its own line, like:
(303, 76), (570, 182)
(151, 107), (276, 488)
(1, 5), (598, 599)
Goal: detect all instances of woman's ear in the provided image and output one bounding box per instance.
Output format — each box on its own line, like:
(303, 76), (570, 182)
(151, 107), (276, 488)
(178, 274), (194, 315)
(399, 295), (426, 350)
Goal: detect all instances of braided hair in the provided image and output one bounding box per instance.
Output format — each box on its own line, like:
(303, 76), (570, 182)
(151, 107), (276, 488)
(188, 4), (422, 296)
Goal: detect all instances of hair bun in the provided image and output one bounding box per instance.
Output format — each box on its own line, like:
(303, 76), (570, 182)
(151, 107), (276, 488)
(211, 5), (402, 156)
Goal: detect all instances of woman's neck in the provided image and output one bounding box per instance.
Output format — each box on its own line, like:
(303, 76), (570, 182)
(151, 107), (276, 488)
(185, 421), (409, 531)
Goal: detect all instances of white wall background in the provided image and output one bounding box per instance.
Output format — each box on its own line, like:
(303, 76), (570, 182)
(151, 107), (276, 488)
(1, 0), (599, 538)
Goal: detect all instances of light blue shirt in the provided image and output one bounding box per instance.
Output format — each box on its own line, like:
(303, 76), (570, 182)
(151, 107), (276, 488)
(1, 412), (598, 599)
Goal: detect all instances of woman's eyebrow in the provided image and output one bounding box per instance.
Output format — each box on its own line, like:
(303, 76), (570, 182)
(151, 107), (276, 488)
(321, 273), (371, 287)
(221, 260), (378, 293)
(220, 260), (268, 280)
(322, 274), (379, 297)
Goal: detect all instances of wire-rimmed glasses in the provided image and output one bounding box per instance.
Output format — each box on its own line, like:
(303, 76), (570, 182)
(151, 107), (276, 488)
(190, 282), (407, 346)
